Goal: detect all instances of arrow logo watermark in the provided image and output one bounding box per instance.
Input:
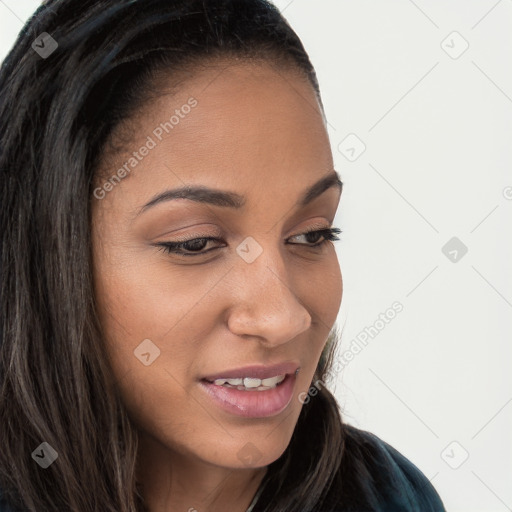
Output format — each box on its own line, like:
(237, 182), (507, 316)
(442, 237), (468, 263)
(134, 339), (161, 366)
(337, 133), (366, 162)
(31, 32), (58, 59)
(31, 442), (58, 469)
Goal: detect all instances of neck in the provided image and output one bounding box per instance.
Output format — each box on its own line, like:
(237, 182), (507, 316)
(136, 433), (268, 512)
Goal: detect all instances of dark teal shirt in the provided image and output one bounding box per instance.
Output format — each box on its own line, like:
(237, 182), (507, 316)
(324, 424), (447, 511)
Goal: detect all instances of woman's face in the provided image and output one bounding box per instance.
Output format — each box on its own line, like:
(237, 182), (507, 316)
(91, 59), (342, 470)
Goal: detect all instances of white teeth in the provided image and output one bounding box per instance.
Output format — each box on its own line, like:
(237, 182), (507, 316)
(213, 378), (245, 386)
(211, 374), (286, 390)
(262, 375), (286, 386)
(243, 377), (262, 388)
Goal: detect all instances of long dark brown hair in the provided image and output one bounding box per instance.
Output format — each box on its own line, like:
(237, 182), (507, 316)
(0, 1), (348, 510)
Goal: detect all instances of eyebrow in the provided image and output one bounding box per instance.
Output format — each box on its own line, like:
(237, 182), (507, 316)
(137, 170), (343, 215)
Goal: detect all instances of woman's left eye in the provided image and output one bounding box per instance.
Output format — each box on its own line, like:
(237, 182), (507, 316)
(155, 226), (342, 257)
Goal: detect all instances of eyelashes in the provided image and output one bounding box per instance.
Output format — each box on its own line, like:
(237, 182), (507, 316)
(155, 226), (342, 258)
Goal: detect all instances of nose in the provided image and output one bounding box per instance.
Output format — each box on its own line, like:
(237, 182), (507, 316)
(225, 244), (312, 347)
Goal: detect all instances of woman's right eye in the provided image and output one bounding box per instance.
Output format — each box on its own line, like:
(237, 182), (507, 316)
(155, 237), (225, 257)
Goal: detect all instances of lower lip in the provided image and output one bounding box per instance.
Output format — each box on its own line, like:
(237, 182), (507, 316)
(199, 373), (297, 418)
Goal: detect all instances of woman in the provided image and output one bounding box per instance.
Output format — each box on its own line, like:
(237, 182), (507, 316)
(0, 1), (446, 511)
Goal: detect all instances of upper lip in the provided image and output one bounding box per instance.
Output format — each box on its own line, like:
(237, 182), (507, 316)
(201, 362), (300, 382)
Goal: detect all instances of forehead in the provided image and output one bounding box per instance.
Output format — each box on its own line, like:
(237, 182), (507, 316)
(94, 60), (334, 215)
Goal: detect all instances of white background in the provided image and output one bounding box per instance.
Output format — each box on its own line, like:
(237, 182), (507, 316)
(1, 1), (511, 511)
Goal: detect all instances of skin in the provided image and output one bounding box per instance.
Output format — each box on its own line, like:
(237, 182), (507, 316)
(91, 58), (343, 512)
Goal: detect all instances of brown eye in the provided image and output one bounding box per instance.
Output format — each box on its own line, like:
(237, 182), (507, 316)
(156, 237), (225, 256)
(288, 227), (342, 247)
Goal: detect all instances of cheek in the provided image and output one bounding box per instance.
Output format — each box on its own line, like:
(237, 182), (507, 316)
(92, 243), (238, 419)
(298, 251), (343, 330)
(291, 253), (342, 376)
(93, 261), (207, 439)
(93, 259), (197, 372)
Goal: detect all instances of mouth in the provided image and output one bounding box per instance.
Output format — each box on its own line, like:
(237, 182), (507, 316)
(199, 362), (300, 418)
